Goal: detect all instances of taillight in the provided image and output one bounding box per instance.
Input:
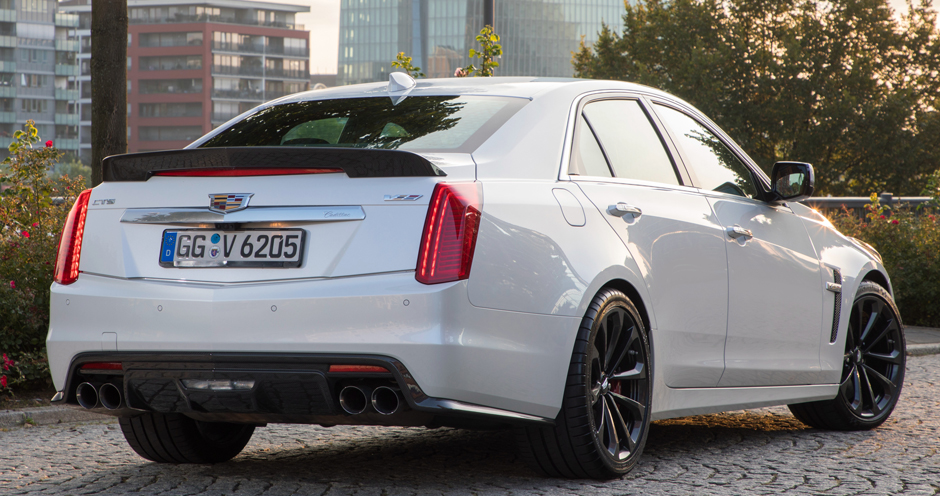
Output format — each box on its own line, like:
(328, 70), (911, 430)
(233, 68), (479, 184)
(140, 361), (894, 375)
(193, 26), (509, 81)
(152, 168), (343, 177)
(53, 189), (92, 285)
(416, 182), (482, 284)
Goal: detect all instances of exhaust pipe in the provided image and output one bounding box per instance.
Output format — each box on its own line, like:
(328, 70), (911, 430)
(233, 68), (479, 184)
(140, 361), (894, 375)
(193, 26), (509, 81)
(339, 385), (371, 415)
(76, 382), (99, 409)
(99, 383), (123, 410)
(371, 386), (402, 415)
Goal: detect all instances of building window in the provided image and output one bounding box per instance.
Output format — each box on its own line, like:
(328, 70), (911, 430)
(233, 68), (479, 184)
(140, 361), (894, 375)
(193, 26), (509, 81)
(20, 74), (48, 87)
(139, 32), (203, 48)
(140, 55), (202, 71)
(139, 125), (203, 141)
(20, 99), (48, 113)
(138, 78), (203, 94)
(140, 102), (203, 118)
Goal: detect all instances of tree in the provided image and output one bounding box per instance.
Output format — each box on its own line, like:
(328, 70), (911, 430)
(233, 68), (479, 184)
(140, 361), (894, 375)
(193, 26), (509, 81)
(90, 0), (128, 186)
(573, 0), (940, 196)
(461, 26), (503, 77)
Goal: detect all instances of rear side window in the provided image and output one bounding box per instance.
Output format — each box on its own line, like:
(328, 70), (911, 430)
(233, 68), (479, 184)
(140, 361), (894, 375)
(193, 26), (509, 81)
(574, 115), (613, 178)
(654, 104), (759, 199)
(581, 100), (679, 185)
(200, 96), (527, 153)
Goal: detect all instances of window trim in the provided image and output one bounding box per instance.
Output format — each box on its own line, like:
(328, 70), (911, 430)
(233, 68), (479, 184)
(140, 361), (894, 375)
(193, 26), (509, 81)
(565, 93), (694, 188)
(647, 98), (773, 201)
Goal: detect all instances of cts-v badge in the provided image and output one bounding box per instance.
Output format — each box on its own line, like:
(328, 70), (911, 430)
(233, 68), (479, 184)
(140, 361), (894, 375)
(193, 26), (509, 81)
(384, 194), (423, 201)
(209, 193), (253, 213)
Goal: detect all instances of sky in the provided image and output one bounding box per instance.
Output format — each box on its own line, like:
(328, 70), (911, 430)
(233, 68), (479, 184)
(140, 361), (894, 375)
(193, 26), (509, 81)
(268, 0), (937, 77)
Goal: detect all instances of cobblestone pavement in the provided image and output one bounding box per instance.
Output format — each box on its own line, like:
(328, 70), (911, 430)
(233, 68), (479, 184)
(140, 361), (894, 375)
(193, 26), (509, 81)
(2, 354), (938, 496)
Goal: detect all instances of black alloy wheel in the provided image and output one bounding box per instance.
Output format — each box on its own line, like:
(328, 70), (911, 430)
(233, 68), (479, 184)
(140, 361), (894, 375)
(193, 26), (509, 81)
(789, 281), (905, 430)
(518, 288), (652, 479)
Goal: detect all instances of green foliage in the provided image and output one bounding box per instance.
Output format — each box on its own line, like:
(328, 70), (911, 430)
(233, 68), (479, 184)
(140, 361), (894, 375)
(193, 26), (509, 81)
(830, 196), (940, 327)
(1, 121), (86, 394)
(391, 52), (425, 78)
(51, 156), (92, 189)
(573, 0), (940, 197)
(460, 25), (502, 77)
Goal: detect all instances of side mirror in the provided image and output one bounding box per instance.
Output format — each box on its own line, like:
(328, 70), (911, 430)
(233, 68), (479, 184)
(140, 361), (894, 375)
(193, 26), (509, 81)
(770, 162), (814, 202)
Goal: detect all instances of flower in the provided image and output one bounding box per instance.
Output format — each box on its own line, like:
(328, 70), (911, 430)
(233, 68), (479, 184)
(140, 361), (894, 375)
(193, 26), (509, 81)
(22, 231), (29, 238)
(880, 215), (886, 220)
(892, 219), (900, 225)
(454, 67), (467, 77)
(45, 140), (53, 148)
(9, 280), (14, 289)
(32, 222), (38, 227)
(1, 375), (6, 388)
(1, 354), (11, 371)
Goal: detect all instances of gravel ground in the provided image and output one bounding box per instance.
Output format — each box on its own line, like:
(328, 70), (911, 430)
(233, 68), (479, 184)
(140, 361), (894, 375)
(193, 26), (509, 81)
(1, 354), (938, 495)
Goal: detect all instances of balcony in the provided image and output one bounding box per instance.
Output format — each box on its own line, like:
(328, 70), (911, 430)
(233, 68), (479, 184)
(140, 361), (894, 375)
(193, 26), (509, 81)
(0, 35), (15, 48)
(55, 114), (80, 126)
(55, 39), (80, 52)
(265, 45), (309, 58)
(211, 64), (263, 77)
(0, 136), (11, 148)
(0, 9), (15, 22)
(0, 60), (13, 72)
(0, 111), (15, 123)
(212, 41), (264, 54)
(0, 86), (13, 98)
(52, 138), (80, 150)
(211, 88), (264, 100)
(130, 14), (302, 30)
(264, 68), (308, 80)
(211, 112), (240, 122)
(56, 64), (80, 76)
(56, 88), (79, 100)
(55, 13), (79, 27)
(264, 91), (292, 100)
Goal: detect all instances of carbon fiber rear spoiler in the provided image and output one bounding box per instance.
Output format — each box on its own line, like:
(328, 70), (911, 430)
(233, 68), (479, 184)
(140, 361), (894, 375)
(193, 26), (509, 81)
(101, 147), (446, 182)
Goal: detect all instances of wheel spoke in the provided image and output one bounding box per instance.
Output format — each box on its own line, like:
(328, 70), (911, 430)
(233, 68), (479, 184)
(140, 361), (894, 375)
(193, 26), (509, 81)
(611, 362), (646, 381)
(604, 310), (624, 370)
(607, 325), (636, 375)
(607, 395), (634, 455)
(596, 319), (609, 372)
(603, 396), (620, 456)
(610, 391), (646, 421)
(862, 363), (897, 400)
(862, 318), (898, 353)
(865, 348), (903, 365)
(859, 366), (881, 416)
(858, 299), (883, 343)
(595, 395), (607, 437)
(840, 364), (862, 412)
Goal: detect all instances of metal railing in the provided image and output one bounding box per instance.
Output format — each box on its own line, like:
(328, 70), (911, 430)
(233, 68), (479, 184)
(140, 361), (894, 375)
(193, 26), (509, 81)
(211, 89), (264, 100)
(129, 14), (302, 30)
(211, 64), (263, 76)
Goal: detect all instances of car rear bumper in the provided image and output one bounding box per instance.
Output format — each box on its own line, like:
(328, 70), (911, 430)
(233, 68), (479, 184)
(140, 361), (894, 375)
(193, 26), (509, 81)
(48, 272), (580, 420)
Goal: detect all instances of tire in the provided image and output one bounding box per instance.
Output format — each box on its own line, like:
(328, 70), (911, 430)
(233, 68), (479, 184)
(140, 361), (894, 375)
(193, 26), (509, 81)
(517, 288), (652, 479)
(788, 281), (905, 430)
(119, 412), (255, 463)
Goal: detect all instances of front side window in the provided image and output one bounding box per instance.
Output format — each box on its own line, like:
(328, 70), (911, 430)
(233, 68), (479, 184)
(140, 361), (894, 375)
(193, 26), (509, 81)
(654, 104), (759, 199)
(581, 100), (679, 185)
(200, 96), (526, 153)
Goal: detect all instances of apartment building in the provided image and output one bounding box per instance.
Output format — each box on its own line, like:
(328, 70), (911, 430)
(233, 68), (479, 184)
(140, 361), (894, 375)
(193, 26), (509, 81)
(61, 0), (310, 161)
(0, 0), (80, 159)
(338, 0), (625, 85)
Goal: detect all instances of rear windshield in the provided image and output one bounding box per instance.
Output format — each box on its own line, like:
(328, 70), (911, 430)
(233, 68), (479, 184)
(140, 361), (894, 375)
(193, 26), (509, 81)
(199, 95), (527, 153)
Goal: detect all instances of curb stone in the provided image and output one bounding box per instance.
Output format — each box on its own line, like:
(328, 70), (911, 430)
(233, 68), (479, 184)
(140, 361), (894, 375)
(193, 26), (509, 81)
(0, 406), (108, 429)
(1, 343), (937, 430)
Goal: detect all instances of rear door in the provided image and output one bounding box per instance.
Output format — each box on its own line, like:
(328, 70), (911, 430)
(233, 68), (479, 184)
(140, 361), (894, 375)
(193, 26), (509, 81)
(571, 96), (730, 388)
(651, 101), (825, 387)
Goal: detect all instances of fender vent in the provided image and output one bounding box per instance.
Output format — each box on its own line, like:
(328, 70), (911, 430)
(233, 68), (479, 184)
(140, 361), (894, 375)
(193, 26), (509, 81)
(830, 269), (843, 343)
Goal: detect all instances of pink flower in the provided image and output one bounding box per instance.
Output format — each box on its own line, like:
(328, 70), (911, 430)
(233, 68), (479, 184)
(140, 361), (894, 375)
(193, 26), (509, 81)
(892, 219), (900, 225)
(45, 140), (53, 148)
(1, 354), (10, 371)
(9, 280), (14, 289)
(879, 215), (886, 220)
(1, 375), (7, 388)
(32, 222), (38, 227)
(22, 231), (29, 238)
(454, 67), (467, 77)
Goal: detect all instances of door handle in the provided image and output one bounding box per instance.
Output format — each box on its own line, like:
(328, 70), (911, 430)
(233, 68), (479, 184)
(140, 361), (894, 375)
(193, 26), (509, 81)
(727, 225), (753, 240)
(607, 203), (642, 218)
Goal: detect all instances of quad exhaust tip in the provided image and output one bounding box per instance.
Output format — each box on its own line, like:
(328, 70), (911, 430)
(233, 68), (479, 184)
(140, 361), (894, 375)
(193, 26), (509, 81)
(339, 385), (370, 415)
(99, 383), (123, 410)
(371, 386), (402, 415)
(76, 382), (98, 409)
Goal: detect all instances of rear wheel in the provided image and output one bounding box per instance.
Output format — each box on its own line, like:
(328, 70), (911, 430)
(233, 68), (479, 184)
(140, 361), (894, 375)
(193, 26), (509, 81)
(517, 288), (652, 479)
(119, 412), (255, 463)
(789, 281), (905, 430)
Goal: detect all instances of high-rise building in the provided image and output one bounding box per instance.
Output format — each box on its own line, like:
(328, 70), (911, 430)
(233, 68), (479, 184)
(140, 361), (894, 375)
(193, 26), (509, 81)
(338, 0), (625, 85)
(0, 0), (80, 159)
(60, 0), (310, 161)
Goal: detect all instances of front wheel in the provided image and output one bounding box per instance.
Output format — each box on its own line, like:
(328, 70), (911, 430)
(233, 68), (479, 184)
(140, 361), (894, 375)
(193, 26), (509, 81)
(517, 288), (652, 479)
(119, 412), (255, 463)
(789, 281), (905, 430)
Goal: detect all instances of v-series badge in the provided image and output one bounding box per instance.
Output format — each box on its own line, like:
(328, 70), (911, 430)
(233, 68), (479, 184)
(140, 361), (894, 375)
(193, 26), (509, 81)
(92, 199), (116, 206)
(384, 194), (423, 201)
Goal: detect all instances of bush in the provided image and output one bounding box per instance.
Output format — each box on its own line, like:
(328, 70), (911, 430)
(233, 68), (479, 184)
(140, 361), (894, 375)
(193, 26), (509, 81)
(830, 193), (940, 327)
(0, 121), (86, 394)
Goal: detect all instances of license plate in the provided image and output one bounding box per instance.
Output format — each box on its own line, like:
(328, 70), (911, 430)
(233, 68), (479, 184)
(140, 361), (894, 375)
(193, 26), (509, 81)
(159, 229), (305, 268)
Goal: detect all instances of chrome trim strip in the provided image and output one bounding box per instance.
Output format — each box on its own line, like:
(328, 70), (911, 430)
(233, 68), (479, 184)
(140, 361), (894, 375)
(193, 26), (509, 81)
(429, 399), (554, 424)
(826, 282), (843, 293)
(121, 206), (366, 224)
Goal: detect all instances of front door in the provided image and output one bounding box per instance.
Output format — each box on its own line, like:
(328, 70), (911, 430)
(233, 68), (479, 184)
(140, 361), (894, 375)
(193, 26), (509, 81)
(652, 103), (825, 387)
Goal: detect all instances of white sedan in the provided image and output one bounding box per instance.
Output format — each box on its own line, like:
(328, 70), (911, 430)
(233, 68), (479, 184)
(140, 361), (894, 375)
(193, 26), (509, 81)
(47, 75), (905, 479)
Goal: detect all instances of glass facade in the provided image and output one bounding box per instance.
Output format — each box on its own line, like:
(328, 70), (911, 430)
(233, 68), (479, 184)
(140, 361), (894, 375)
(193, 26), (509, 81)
(338, 0), (626, 85)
